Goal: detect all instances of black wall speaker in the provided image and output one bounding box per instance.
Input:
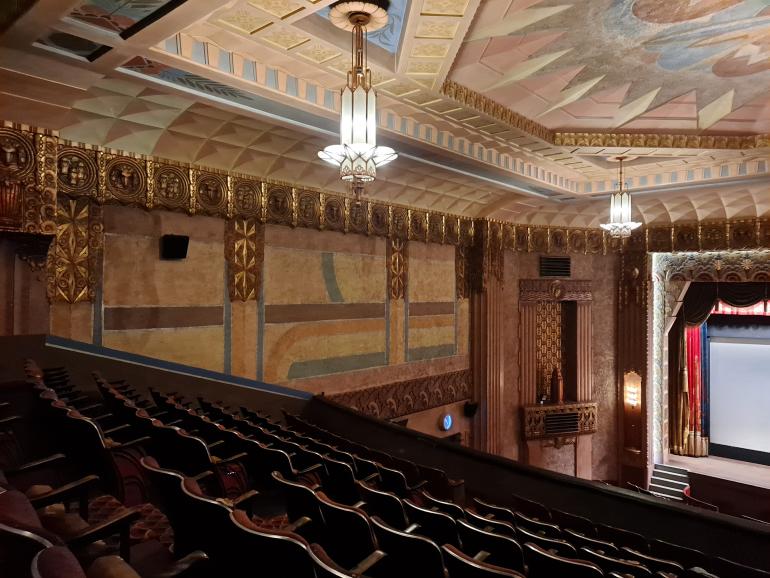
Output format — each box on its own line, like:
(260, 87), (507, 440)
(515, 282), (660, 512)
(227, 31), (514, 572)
(463, 401), (479, 418)
(160, 234), (189, 260)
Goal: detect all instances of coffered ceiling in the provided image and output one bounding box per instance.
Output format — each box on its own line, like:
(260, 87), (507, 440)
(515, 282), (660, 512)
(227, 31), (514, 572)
(0, 0), (768, 225)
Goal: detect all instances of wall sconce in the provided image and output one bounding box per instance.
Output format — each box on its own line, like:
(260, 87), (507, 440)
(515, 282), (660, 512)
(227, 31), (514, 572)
(624, 374), (641, 409)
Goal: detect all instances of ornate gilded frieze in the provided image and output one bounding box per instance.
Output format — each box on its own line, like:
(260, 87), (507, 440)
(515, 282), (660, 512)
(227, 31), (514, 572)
(656, 250), (770, 283)
(455, 244), (469, 300)
(554, 132), (769, 150)
(387, 237), (408, 301)
(519, 279), (592, 303)
(441, 80), (553, 143)
(328, 369), (472, 420)
(0, 125), (57, 235)
(523, 402), (598, 440)
(4, 126), (770, 257)
(47, 196), (103, 303)
(225, 218), (263, 301)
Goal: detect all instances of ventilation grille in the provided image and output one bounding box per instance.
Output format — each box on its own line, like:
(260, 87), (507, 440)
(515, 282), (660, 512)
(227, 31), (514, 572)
(544, 412), (580, 436)
(540, 256), (571, 277)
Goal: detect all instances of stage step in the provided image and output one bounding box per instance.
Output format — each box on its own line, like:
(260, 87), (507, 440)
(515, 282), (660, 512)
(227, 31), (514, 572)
(654, 464), (689, 475)
(649, 483), (686, 499)
(650, 463), (690, 501)
(653, 469), (690, 483)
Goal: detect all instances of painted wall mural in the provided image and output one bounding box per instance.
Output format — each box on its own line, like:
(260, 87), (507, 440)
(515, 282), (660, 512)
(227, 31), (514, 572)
(452, 0), (770, 132)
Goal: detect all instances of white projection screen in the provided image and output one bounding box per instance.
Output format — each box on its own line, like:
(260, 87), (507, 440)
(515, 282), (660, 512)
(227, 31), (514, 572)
(709, 339), (770, 453)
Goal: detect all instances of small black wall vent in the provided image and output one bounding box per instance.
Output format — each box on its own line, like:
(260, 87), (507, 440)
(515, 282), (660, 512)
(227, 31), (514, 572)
(540, 256), (571, 277)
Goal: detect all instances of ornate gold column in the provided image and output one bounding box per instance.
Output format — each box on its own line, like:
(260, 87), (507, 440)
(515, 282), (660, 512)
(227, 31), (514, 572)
(469, 220), (505, 454)
(576, 301), (593, 401)
(387, 237), (408, 365)
(519, 302), (538, 405)
(225, 217), (263, 378)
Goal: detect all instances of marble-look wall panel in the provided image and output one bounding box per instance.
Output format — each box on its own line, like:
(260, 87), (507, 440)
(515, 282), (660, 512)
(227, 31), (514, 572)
(99, 205), (227, 368)
(102, 206), (224, 307)
(540, 443), (576, 476)
(262, 226), (388, 382)
(501, 255), (521, 460)
(102, 326), (225, 372)
(408, 242), (457, 362)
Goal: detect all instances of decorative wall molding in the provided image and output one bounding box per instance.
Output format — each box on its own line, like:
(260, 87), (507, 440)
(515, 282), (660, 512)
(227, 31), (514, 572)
(6, 125), (770, 259)
(328, 369), (472, 420)
(655, 250), (770, 283)
(0, 125), (57, 235)
(523, 402), (598, 440)
(46, 196), (103, 303)
(441, 82), (769, 152)
(387, 237), (408, 301)
(441, 80), (554, 144)
(225, 218), (263, 302)
(519, 279), (592, 302)
(554, 132), (769, 151)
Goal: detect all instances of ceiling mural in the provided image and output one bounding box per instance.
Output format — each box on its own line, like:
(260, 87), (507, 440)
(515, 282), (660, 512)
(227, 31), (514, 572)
(451, 0), (770, 133)
(68, 0), (182, 35)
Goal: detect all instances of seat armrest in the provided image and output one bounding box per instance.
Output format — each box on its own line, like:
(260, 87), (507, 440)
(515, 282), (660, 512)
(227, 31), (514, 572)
(285, 516), (312, 533)
(145, 551), (210, 578)
(473, 550), (491, 562)
(104, 423), (132, 435)
(206, 440), (224, 449)
(6, 453), (67, 475)
(405, 523), (420, 534)
(362, 472), (380, 483)
(29, 475), (100, 511)
(220, 451), (248, 464)
(349, 550), (387, 575)
(407, 480), (429, 491)
(191, 470), (214, 481)
(230, 489), (259, 508)
(297, 462), (323, 476)
(449, 479), (465, 487)
(0, 415), (22, 426)
(115, 435), (152, 449)
(353, 501), (366, 509)
(67, 505), (142, 560)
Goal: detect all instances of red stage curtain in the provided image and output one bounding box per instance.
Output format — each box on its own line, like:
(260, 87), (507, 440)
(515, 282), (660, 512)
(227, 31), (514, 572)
(683, 325), (708, 456)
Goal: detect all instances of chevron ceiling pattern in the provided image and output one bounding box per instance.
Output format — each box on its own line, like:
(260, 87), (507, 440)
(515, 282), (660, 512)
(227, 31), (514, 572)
(0, 0), (767, 225)
(451, 0), (770, 133)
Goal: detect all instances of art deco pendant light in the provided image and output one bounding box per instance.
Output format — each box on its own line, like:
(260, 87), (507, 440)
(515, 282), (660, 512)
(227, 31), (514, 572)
(600, 156), (641, 238)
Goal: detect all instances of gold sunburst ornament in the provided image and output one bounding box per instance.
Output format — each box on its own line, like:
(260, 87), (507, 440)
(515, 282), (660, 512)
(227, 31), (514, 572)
(318, 1), (397, 198)
(600, 156), (641, 238)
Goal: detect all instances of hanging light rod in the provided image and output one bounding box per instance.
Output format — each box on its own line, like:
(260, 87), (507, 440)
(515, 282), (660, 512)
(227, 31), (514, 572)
(600, 155), (641, 238)
(318, 0), (397, 199)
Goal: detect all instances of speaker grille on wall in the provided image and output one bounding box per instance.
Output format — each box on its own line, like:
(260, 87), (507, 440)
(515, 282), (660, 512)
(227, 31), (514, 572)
(540, 256), (571, 277)
(160, 235), (189, 260)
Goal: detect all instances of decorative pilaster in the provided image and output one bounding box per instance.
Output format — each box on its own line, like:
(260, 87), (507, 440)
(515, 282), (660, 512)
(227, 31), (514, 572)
(469, 220), (505, 454)
(387, 237), (408, 365)
(520, 302), (538, 405)
(617, 249), (650, 486)
(577, 301), (593, 401)
(225, 217), (263, 302)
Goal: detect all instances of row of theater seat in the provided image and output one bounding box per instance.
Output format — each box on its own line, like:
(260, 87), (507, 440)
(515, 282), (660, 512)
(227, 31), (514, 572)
(1, 360), (768, 578)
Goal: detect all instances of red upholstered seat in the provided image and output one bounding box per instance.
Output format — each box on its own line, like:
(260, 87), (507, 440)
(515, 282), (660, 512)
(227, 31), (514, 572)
(32, 546), (88, 578)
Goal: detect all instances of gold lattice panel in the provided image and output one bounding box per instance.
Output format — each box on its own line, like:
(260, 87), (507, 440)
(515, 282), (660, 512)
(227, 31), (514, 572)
(535, 301), (562, 401)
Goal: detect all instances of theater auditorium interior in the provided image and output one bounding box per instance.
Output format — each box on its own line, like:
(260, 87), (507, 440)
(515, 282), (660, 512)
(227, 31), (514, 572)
(1, 0), (769, 577)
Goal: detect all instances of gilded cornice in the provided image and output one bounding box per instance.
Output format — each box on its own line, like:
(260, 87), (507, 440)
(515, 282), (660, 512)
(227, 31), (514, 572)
(440, 82), (769, 152)
(554, 132), (770, 150)
(441, 80), (554, 143)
